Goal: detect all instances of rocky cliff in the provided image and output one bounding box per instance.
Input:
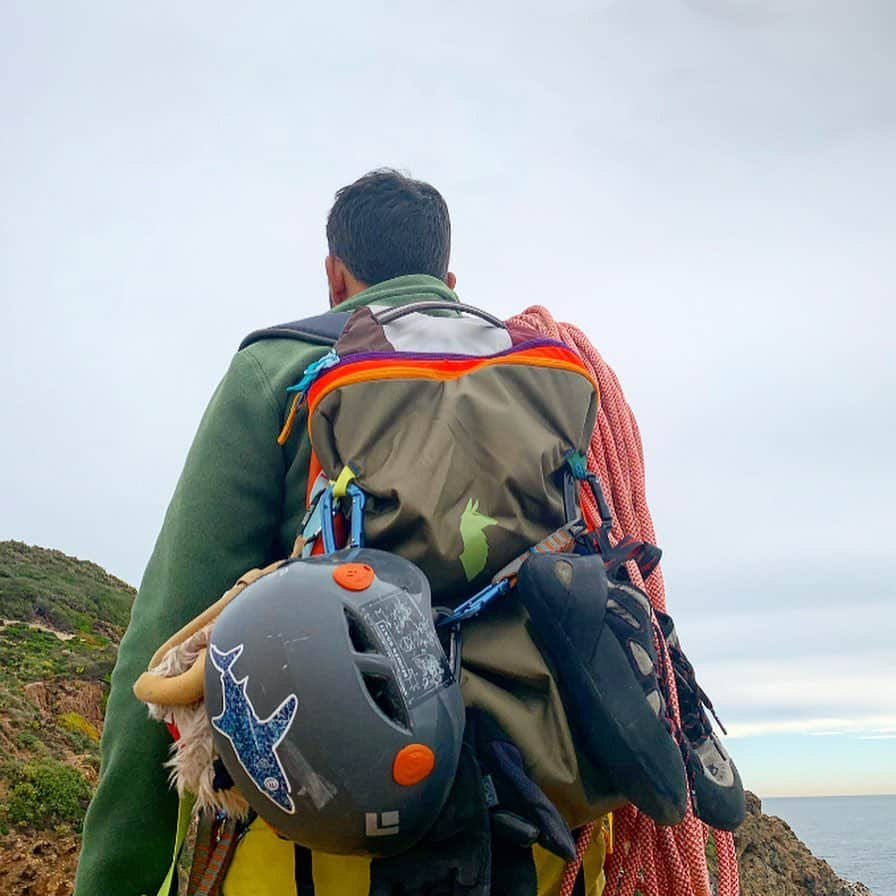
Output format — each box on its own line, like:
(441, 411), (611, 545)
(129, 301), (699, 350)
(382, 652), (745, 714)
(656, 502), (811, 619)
(734, 792), (874, 896)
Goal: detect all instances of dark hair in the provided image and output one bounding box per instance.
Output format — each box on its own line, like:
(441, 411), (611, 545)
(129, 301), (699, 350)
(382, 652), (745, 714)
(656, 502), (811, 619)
(326, 169), (451, 285)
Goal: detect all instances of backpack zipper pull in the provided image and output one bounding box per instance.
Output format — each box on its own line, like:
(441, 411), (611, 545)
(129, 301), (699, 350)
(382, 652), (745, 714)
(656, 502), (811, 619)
(277, 351), (340, 445)
(287, 350), (340, 394)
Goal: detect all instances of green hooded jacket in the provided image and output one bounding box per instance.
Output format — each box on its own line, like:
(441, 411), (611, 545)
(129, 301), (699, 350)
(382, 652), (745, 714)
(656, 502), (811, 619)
(74, 275), (459, 896)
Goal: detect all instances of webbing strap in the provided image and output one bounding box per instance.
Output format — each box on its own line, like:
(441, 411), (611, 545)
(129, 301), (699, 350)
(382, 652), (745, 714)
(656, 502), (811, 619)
(192, 817), (240, 896)
(601, 535), (662, 583)
(331, 465), (356, 499)
(186, 809), (216, 896)
(293, 845), (315, 895)
(156, 794), (195, 896)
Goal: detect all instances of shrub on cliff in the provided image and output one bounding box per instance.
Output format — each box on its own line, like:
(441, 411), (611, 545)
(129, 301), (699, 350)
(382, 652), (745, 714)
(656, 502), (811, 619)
(1, 758), (92, 831)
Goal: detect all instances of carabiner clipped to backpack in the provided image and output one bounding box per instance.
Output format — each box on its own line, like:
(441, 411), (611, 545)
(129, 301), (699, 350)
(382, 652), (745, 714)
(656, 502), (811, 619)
(561, 451), (663, 583)
(436, 519), (589, 629)
(320, 480), (366, 554)
(436, 578), (512, 628)
(563, 450), (614, 556)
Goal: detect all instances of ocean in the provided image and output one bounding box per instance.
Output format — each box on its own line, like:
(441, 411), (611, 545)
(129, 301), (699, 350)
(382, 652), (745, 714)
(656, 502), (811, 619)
(762, 795), (896, 896)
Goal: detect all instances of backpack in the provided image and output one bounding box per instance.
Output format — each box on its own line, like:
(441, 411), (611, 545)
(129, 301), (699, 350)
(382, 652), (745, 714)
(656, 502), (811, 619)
(246, 300), (600, 599)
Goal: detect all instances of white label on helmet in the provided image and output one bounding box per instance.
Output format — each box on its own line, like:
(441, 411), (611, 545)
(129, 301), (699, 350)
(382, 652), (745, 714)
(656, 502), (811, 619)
(360, 593), (453, 708)
(365, 811), (400, 836)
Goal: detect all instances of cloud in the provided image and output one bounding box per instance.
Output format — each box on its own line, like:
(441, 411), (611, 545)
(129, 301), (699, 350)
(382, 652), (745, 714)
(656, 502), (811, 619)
(726, 715), (896, 739)
(668, 603), (896, 743)
(701, 656), (895, 723)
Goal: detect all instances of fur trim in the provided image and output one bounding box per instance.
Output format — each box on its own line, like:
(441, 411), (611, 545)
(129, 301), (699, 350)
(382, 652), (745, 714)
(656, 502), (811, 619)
(141, 621), (250, 818)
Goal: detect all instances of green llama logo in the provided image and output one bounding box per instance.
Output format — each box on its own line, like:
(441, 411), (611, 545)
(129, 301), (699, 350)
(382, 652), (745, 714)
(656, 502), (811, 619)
(459, 499), (497, 581)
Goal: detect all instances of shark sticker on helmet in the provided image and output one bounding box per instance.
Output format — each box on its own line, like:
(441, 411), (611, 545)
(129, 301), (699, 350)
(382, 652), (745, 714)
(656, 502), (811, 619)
(208, 643), (299, 814)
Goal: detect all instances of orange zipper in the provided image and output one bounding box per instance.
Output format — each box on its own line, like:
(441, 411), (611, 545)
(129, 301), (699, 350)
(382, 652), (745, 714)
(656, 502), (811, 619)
(307, 353), (599, 421)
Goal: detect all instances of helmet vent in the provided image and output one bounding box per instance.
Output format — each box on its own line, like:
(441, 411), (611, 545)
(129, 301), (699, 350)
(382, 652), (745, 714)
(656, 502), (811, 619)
(363, 673), (411, 731)
(345, 609), (377, 653)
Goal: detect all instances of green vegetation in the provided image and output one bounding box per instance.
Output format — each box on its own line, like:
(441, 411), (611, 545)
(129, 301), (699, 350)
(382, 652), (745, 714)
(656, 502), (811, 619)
(2, 758), (92, 831)
(0, 622), (115, 683)
(0, 540), (135, 832)
(60, 712), (101, 743)
(0, 541), (133, 691)
(0, 540), (134, 633)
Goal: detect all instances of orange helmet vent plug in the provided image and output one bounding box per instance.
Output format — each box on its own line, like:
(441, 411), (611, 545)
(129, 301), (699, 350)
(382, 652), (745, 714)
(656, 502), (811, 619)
(392, 744), (436, 786)
(332, 563), (375, 591)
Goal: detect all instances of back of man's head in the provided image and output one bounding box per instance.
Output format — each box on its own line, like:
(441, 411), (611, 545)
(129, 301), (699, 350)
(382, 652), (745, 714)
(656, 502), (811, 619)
(326, 169), (451, 286)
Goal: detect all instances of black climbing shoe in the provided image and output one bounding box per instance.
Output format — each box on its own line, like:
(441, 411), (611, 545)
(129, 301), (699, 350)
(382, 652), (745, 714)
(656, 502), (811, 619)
(656, 610), (745, 831)
(516, 552), (688, 826)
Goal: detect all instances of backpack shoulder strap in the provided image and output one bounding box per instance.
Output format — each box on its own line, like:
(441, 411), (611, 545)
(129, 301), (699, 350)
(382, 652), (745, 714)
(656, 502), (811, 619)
(239, 310), (352, 351)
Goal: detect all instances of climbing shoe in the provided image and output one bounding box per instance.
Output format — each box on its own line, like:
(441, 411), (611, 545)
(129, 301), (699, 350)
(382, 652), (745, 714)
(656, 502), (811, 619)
(516, 552), (688, 826)
(656, 610), (745, 831)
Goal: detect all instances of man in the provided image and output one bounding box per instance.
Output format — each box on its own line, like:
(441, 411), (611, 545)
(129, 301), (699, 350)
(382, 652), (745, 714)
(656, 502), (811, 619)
(74, 170), (606, 896)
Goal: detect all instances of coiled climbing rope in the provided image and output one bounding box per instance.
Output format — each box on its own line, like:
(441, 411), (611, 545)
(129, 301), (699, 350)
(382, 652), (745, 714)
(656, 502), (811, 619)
(509, 305), (740, 896)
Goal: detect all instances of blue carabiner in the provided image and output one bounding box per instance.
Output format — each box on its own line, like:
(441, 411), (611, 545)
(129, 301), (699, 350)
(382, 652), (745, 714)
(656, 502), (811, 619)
(436, 579), (511, 628)
(347, 482), (366, 549)
(319, 481), (367, 554)
(319, 486), (337, 554)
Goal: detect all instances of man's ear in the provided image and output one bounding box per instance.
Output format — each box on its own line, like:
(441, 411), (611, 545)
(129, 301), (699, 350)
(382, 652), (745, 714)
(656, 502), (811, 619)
(445, 271), (457, 290)
(325, 255), (349, 307)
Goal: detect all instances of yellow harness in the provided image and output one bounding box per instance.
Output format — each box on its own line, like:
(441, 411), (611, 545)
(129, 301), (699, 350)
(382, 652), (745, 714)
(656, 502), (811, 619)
(221, 815), (607, 896)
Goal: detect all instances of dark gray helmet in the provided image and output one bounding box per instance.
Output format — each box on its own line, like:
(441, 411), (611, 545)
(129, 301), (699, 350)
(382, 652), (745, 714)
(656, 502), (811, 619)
(204, 548), (465, 856)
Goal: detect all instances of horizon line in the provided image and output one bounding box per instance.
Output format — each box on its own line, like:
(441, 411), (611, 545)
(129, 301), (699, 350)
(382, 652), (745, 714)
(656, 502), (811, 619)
(759, 792), (896, 800)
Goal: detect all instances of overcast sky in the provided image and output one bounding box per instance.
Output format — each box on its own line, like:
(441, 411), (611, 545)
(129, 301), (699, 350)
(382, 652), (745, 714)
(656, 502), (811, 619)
(2, 1), (894, 797)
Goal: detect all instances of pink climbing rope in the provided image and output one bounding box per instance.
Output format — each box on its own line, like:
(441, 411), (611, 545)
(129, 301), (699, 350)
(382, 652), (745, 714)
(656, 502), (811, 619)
(508, 306), (740, 896)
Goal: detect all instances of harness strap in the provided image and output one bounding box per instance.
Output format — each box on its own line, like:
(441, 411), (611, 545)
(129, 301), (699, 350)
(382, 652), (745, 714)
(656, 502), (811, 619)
(601, 534), (662, 582)
(293, 845), (315, 895)
(184, 809), (248, 896)
(192, 818), (240, 896)
(186, 809), (217, 895)
(155, 794), (195, 896)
